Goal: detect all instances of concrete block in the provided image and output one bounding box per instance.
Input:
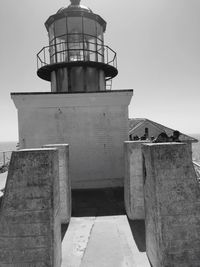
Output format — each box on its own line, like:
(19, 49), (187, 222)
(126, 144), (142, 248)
(0, 149), (61, 267)
(43, 144), (71, 224)
(124, 141), (149, 220)
(142, 143), (200, 267)
(11, 91), (133, 189)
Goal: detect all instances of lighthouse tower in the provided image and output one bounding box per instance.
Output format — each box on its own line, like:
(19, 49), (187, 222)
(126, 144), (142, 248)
(37, 0), (118, 92)
(11, 1), (133, 189)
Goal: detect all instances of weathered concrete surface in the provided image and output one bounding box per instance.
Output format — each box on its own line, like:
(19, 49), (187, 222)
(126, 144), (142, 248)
(0, 149), (61, 267)
(62, 216), (150, 267)
(11, 90), (133, 189)
(124, 141), (149, 220)
(143, 143), (200, 267)
(43, 144), (71, 224)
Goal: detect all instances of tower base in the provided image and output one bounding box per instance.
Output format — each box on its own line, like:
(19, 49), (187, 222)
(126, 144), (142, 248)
(11, 90), (133, 189)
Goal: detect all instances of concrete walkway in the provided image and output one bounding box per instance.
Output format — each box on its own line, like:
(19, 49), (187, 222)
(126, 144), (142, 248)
(62, 216), (150, 267)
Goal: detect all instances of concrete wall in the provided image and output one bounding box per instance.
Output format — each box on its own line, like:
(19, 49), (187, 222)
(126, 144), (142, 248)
(0, 148), (61, 266)
(142, 143), (200, 267)
(124, 141), (149, 220)
(43, 144), (71, 224)
(11, 90), (133, 189)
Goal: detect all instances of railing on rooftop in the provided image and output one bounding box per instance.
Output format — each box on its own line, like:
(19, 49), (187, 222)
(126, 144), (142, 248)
(0, 150), (13, 168)
(37, 39), (117, 70)
(193, 161), (200, 182)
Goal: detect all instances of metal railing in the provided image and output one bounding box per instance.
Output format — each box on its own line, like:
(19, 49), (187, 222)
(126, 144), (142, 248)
(0, 150), (13, 168)
(193, 161), (200, 182)
(106, 77), (113, 91)
(37, 39), (117, 70)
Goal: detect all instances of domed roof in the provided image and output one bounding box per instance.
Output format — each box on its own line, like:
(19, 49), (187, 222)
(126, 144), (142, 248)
(45, 0), (106, 32)
(57, 0), (92, 14)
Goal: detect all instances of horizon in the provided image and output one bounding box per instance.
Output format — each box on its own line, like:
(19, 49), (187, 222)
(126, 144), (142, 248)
(1, 132), (200, 143)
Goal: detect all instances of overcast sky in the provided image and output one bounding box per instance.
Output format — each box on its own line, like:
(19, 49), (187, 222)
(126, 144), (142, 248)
(0, 0), (200, 141)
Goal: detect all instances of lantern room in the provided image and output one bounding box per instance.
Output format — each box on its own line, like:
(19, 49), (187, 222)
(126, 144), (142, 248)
(37, 0), (118, 92)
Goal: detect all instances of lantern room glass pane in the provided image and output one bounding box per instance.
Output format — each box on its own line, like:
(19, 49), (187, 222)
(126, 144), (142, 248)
(66, 17), (84, 61)
(96, 22), (103, 41)
(67, 17), (83, 36)
(55, 18), (67, 39)
(49, 39), (56, 64)
(97, 39), (104, 63)
(88, 38), (96, 61)
(83, 17), (96, 40)
(49, 24), (55, 42)
(55, 42), (67, 63)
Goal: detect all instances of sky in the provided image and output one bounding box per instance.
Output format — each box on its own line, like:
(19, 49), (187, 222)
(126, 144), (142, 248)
(0, 0), (200, 141)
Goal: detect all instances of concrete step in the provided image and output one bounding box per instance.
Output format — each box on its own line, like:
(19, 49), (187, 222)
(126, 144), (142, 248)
(62, 216), (150, 267)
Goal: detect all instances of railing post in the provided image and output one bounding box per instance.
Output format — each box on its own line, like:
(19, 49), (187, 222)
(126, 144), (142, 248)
(3, 152), (5, 166)
(106, 46), (108, 64)
(44, 48), (46, 65)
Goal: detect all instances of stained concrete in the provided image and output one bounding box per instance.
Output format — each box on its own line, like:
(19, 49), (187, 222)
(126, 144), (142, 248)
(62, 216), (150, 267)
(124, 141), (149, 220)
(0, 149), (61, 266)
(143, 143), (200, 267)
(43, 144), (71, 224)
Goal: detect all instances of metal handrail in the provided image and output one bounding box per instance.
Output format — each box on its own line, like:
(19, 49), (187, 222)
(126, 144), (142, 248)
(37, 39), (117, 70)
(51, 33), (104, 45)
(193, 161), (200, 167)
(0, 150), (13, 167)
(193, 160), (200, 182)
(49, 42), (104, 59)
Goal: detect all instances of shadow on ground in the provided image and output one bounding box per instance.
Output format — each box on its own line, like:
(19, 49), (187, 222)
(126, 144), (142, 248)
(61, 224), (69, 241)
(70, 187), (146, 252)
(128, 219), (146, 252)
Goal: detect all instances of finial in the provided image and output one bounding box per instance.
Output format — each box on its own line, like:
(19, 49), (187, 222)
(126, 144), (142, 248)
(70, 0), (81, 5)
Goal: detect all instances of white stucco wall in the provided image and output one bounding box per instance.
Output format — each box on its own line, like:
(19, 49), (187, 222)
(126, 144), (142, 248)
(124, 141), (150, 220)
(11, 91), (133, 189)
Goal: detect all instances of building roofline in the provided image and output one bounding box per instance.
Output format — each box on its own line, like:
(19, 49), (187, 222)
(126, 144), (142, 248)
(129, 118), (198, 143)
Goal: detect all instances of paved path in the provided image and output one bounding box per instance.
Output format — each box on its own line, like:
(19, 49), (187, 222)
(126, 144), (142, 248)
(62, 216), (150, 267)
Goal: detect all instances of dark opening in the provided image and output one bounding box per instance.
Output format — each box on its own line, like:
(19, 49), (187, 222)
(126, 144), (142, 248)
(71, 187), (125, 217)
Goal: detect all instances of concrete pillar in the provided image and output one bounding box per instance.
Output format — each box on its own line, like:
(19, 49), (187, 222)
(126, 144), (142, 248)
(0, 149), (61, 267)
(124, 141), (149, 220)
(142, 143), (200, 267)
(43, 144), (71, 224)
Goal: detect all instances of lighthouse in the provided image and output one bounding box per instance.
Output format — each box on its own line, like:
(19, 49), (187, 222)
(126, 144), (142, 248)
(11, 1), (133, 189)
(37, 0), (118, 92)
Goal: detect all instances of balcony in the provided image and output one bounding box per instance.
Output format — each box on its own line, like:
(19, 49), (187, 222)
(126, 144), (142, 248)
(37, 37), (118, 82)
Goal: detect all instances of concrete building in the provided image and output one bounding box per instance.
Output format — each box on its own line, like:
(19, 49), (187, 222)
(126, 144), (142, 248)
(5, 1), (200, 266)
(129, 118), (197, 144)
(11, 0), (133, 189)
